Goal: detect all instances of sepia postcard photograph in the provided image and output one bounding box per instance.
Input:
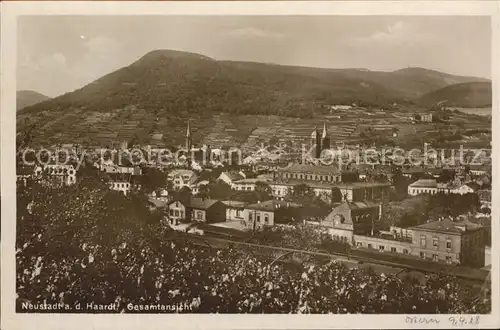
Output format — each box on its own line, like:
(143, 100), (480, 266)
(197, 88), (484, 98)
(1, 1), (499, 329)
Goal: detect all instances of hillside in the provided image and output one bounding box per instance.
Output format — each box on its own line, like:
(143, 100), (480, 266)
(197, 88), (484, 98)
(419, 82), (492, 108)
(16, 90), (50, 110)
(16, 49), (491, 147)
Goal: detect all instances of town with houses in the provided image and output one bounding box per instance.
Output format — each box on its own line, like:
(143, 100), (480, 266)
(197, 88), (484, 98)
(11, 14), (495, 316)
(16, 117), (493, 273)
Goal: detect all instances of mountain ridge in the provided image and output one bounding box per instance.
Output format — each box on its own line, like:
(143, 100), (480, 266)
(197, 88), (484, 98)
(16, 49), (491, 147)
(419, 82), (492, 108)
(16, 90), (50, 111)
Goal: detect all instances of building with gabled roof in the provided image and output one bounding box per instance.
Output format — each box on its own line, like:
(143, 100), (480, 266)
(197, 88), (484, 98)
(166, 197), (226, 225)
(218, 171), (245, 186)
(243, 199), (301, 230)
(308, 201), (381, 244)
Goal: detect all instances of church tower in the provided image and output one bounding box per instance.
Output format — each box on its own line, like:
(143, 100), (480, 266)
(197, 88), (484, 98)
(186, 119), (192, 153)
(310, 126), (321, 159)
(321, 122), (330, 152)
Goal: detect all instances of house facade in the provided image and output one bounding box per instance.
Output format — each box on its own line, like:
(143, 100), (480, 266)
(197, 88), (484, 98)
(243, 200), (301, 231)
(338, 182), (391, 202)
(35, 164), (77, 186)
(109, 181), (131, 195)
(231, 178), (268, 191)
(167, 200), (187, 225)
(308, 201), (381, 243)
(223, 201), (247, 222)
(409, 219), (485, 267)
(449, 183), (477, 195)
(166, 198), (226, 224)
(188, 198), (226, 224)
(167, 169), (198, 190)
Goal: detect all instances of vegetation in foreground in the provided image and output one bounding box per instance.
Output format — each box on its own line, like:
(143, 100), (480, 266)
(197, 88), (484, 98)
(16, 178), (490, 313)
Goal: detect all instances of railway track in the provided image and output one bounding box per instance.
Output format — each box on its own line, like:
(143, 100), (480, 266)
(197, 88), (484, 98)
(176, 232), (490, 285)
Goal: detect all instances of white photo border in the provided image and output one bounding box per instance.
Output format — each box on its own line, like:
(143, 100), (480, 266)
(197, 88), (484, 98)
(1, 1), (499, 329)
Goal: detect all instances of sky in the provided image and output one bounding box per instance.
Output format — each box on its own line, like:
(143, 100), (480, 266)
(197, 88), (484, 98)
(17, 15), (492, 97)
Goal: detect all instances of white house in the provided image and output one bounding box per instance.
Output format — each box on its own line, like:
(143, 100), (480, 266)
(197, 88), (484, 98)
(35, 164), (77, 186)
(218, 171), (245, 186)
(469, 165), (489, 176)
(231, 178), (268, 191)
(109, 181), (131, 196)
(167, 169), (198, 190)
(407, 179), (449, 196)
(449, 183), (478, 195)
(150, 189), (170, 201)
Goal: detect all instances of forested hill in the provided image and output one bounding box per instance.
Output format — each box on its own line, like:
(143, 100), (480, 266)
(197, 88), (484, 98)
(18, 49), (489, 118)
(418, 82), (492, 108)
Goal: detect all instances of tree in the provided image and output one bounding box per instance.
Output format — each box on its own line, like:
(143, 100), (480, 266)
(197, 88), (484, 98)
(197, 184), (210, 199)
(287, 184), (315, 204)
(176, 186), (192, 205)
(285, 184), (331, 221)
(254, 182), (272, 202)
(141, 168), (167, 193)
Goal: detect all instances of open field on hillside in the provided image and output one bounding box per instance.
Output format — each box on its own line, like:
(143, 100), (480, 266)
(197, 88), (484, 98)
(17, 106), (491, 151)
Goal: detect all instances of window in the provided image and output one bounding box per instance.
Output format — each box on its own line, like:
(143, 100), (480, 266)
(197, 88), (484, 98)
(433, 238), (439, 248)
(446, 256), (452, 263)
(256, 214), (261, 223)
(249, 213), (253, 221)
(356, 242), (362, 247)
(379, 245), (385, 251)
(236, 210), (242, 218)
(420, 235), (426, 247)
(403, 249), (409, 254)
(420, 252), (426, 259)
(368, 244), (373, 249)
(446, 240), (452, 249)
(170, 209), (174, 216)
(432, 254), (438, 262)
(174, 210), (179, 217)
(390, 247), (396, 253)
(264, 215), (269, 224)
(197, 211), (203, 220)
